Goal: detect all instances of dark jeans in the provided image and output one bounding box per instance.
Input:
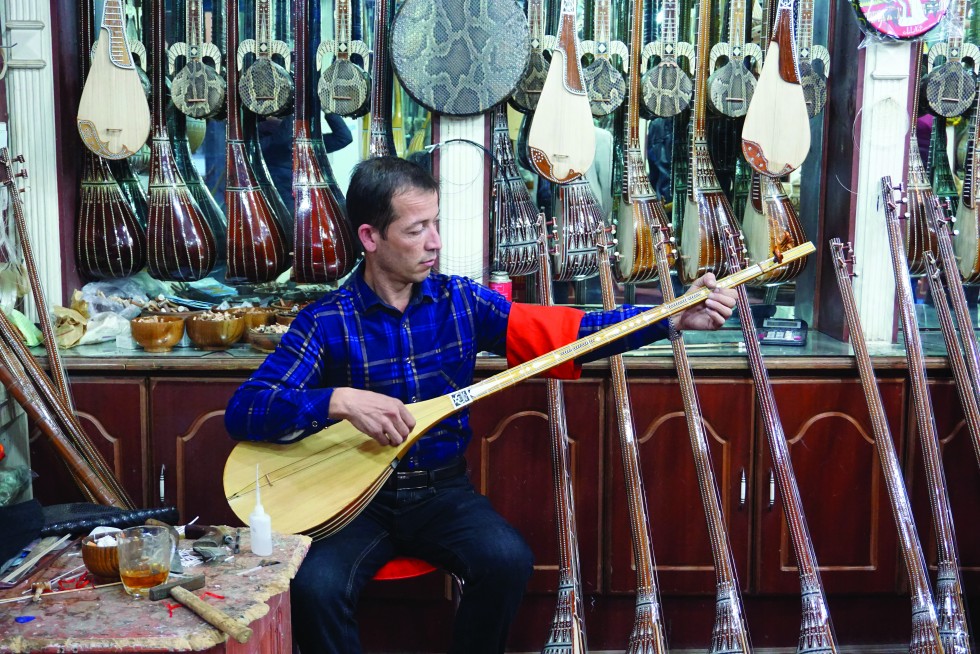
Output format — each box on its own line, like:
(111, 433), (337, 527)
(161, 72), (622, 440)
(291, 471), (534, 654)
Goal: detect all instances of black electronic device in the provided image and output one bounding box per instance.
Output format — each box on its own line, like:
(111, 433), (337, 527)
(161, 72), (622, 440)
(757, 317), (808, 346)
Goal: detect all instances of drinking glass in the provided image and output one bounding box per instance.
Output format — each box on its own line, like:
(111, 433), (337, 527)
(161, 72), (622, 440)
(117, 526), (174, 599)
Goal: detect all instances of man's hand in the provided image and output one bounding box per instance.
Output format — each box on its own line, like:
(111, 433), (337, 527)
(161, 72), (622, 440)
(673, 273), (737, 331)
(328, 388), (415, 447)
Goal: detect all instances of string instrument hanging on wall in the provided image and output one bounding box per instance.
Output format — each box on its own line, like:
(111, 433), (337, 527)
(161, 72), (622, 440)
(741, 0), (811, 177)
(368, 0), (397, 157)
(849, 0), (949, 40)
(109, 157), (149, 227)
(639, 0), (694, 118)
(581, 0), (627, 117)
(922, 0), (978, 118)
(309, 0), (349, 207)
(614, 0), (666, 284)
(902, 44), (938, 276)
(510, 0), (553, 115)
(550, 178), (602, 281)
(723, 228), (839, 654)
(171, 109), (228, 264)
(955, 78), (980, 283)
(391, 0), (530, 116)
(929, 117), (959, 210)
(829, 240), (945, 654)
(536, 219), (589, 654)
(315, 0), (371, 118)
(740, 173), (807, 286)
(146, 0), (216, 281)
(122, 1), (151, 98)
(293, 0), (355, 284)
(707, 0), (762, 118)
(225, 0), (289, 283)
(881, 178), (972, 654)
(796, 0), (830, 118)
(168, 0), (227, 119)
(529, 0), (596, 184)
(680, 0), (740, 284)
(238, 0), (294, 117)
(76, 0), (146, 280)
(77, 0), (151, 159)
(490, 104), (539, 277)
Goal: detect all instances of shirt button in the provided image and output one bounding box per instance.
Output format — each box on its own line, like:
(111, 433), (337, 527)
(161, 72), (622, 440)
(312, 421), (319, 428)
(410, 396), (417, 402)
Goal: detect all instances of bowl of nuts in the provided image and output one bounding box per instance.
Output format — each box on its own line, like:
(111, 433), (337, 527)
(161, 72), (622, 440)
(185, 311), (246, 350)
(248, 323), (289, 353)
(130, 315), (185, 353)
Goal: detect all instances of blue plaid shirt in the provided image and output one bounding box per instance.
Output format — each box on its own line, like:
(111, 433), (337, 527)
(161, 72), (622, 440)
(225, 265), (669, 470)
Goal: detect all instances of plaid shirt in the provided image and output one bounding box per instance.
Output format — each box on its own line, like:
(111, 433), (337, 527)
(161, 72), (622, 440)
(225, 265), (669, 470)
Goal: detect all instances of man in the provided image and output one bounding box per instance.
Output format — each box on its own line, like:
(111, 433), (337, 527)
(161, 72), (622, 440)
(225, 157), (736, 653)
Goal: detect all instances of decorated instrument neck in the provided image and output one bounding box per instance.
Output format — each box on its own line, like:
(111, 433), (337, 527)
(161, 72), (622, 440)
(226, 0), (244, 139)
(528, 0), (545, 47)
(691, 0), (714, 140)
(659, 0), (680, 54)
(625, 0), (645, 148)
(186, 0), (203, 52)
(948, 0), (969, 55)
(727, 0), (748, 48)
(965, 82), (980, 208)
(102, 0), (134, 68)
(335, 0), (352, 58)
(796, 0), (815, 53)
(771, 0), (801, 85)
(556, 0), (585, 93)
(255, 0), (274, 58)
(151, 0), (168, 132)
(369, 0), (394, 157)
(593, 0), (612, 54)
(294, 0), (311, 127)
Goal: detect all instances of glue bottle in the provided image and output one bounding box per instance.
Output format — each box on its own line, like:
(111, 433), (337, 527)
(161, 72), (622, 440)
(250, 465), (273, 556)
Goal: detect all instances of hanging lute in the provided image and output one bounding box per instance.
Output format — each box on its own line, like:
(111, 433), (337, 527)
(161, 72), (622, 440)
(316, 0), (371, 118)
(741, 0), (810, 176)
(77, 0), (151, 159)
(490, 103), (539, 277)
(902, 44), (939, 276)
(169, 0), (227, 119)
(222, 242), (816, 538)
(922, 0), (978, 118)
(581, 0), (627, 117)
(707, 0), (762, 118)
(954, 77), (980, 283)
(510, 0), (553, 115)
(528, 0), (595, 183)
(238, 0), (294, 117)
(639, 0), (694, 118)
(796, 0), (830, 118)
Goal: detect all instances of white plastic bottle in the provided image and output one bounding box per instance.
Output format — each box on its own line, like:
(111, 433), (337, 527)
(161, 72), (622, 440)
(250, 465), (273, 556)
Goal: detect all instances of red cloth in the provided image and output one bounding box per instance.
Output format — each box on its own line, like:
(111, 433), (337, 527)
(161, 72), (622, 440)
(506, 303), (585, 380)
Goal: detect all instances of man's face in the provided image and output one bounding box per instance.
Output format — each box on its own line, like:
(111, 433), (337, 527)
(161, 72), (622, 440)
(361, 188), (441, 285)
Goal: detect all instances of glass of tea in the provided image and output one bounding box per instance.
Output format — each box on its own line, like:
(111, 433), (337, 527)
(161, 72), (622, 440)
(117, 526), (175, 599)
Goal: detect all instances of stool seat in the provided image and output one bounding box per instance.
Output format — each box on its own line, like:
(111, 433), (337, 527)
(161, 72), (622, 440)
(373, 557), (438, 581)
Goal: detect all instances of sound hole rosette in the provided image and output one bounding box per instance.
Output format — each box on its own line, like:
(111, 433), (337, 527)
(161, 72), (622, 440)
(390, 0), (531, 116)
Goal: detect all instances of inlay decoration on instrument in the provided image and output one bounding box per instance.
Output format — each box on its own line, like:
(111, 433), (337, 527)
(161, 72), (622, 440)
(639, 0), (694, 118)
(238, 0), (295, 117)
(316, 0), (371, 118)
(707, 0), (762, 118)
(796, 0), (830, 118)
(922, 0), (978, 118)
(490, 103), (539, 278)
(169, 0), (227, 119)
(581, 0), (628, 117)
(222, 242), (816, 539)
(510, 0), (552, 115)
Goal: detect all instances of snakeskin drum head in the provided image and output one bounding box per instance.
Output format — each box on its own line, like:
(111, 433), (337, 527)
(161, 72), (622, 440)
(390, 0), (531, 116)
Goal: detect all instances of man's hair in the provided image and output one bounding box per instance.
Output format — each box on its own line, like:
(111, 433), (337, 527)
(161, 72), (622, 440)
(346, 157), (439, 238)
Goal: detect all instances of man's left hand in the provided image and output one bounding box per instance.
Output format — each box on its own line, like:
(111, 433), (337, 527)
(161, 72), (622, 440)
(673, 273), (737, 331)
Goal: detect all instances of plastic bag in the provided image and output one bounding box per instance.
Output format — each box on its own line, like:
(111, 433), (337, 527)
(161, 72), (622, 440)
(78, 312), (131, 346)
(75, 279), (150, 320)
(0, 466), (32, 507)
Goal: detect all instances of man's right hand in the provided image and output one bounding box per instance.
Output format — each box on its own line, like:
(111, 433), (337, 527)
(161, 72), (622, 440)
(328, 388), (416, 447)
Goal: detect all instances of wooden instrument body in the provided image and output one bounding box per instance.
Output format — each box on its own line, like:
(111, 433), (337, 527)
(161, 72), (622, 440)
(293, 0), (356, 284)
(77, 3), (151, 160)
(680, 139), (732, 284)
(510, 0), (550, 114)
(741, 174), (806, 286)
(109, 158), (149, 227)
(490, 104), (538, 277)
(723, 230), (838, 654)
(641, 45), (695, 118)
(829, 240), (944, 654)
(615, 150), (666, 283)
(316, 0), (372, 118)
(848, 0), (949, 40)
(529, 0), (595, 183)
(904, 153), (939, 276)
(955, 85), (980, 282)
(536, 224), (589, 654)
(146, 0), (215, 282)
(77, 152), (147, 279)
(552, 179), (603, 281)
(391, 0), (530, 116)
(880, 178), (971, 654)
(741, 0), (810, 177)
(581, 0), (627, 117)
(222, 243), (817, 538)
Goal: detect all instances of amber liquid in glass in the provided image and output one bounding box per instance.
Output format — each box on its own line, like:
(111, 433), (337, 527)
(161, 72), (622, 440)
(121, 565), (169, 594)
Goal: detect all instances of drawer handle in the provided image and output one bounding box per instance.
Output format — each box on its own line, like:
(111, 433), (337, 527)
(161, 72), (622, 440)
(768, 470), (775, 510)
(739, 468), (747, 508)
(159, 464), (166, 505)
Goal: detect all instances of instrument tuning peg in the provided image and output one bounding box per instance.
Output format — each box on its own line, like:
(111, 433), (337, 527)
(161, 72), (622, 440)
(952, 229), (960, 237)
(13, 154), (25, 163)
(15, 169), (27, 179)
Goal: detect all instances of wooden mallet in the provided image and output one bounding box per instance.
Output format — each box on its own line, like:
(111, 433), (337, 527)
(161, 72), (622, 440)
(149, 574), (253, 644)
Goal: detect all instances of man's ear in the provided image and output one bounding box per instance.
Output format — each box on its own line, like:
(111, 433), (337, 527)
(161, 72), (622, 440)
(358, 224), (379, 253)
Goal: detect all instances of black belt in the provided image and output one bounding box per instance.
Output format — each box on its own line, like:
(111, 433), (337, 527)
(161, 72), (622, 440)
(383, 458), (467, 490)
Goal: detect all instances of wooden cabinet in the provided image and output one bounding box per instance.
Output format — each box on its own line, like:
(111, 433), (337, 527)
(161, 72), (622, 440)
(30, 377), (147, 506)
(756, 377), (906, 594)
(605, 378), (754, 596)
(149, 378), (246, 527)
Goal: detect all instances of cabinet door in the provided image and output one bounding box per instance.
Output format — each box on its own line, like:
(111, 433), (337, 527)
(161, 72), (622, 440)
(467, 379), (604, 595)
(756, 378), (906, 594)
(150, 378), (245, 526)
(908, 379), (980, 591)
(29, 378), (147, 507)
(605, 378), (754, 596)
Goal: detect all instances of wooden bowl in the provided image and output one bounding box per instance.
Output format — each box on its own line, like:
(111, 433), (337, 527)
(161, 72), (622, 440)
(81, 536), (119, 579)
(130, 315), (185, 353)
(248, 328), (284, 353)
(243, 308), (277, 343)
(275, 311), (298, 327)
(185, 313), (246, 350)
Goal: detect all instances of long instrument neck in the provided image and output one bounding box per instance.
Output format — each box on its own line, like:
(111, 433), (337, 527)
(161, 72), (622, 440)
(294, 0), (311, 131)
(727, 0), (748, 48)
(186, 0), (203, 53)
(255, 0), (274, 59)
(335, 0), (352, 59)
(625, 0), (644, 150)
(102, 0), (134, 68)
(369, 0), (394, 157)
(226, 0), (244, 139)
(908, 44), (929, 184)
(659, 0), (680, 56)
(691, 0), (713, 142)
(592, 0), (612, 57)
(963, 83), (980, 209)
(796, 0), (815, 55)
(151, 0), (168, 133)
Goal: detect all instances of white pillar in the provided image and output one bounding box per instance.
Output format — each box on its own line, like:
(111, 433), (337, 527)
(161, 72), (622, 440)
(437, 114), (488, 282)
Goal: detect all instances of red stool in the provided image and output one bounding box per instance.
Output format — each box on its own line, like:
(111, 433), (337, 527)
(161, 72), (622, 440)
(372, 557), (438, 581)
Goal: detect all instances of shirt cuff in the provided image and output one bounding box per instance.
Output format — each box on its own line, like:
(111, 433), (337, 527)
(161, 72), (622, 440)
(506, 303), (586, 380)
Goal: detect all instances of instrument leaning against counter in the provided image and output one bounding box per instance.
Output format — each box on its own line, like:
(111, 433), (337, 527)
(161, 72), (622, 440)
(222, 241), (817, 539)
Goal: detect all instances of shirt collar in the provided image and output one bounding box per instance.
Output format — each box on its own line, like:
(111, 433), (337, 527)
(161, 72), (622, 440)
(346, 262), (439, 314)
